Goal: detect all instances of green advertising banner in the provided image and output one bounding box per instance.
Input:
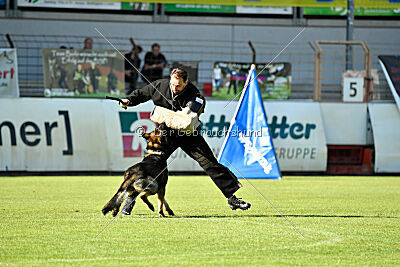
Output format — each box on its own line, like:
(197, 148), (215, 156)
(164, 4), (235, 13)
(304, 7), (400, 16)
(121, 2), (153, 10)
(164, 4), (291, 14)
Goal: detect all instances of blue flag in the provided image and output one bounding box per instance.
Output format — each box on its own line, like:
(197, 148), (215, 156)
(218, 65), (281, 179)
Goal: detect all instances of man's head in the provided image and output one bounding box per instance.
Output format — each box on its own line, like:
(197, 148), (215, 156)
(151, 43), (160, 56)
(84, 38), (93, 49)
(169, 68), (188, 94)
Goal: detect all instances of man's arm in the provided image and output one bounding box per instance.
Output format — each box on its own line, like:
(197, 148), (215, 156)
(121, 82), (156, 108)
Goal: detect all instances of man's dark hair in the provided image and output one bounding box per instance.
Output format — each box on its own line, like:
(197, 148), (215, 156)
(170, 68), (188, 82)
(151, 43), (160, 50)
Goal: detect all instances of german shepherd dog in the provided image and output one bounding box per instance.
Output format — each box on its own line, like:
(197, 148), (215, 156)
(102, 123), (174, 217)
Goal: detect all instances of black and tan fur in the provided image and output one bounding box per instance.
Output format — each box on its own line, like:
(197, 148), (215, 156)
(102, 124), (174, 217)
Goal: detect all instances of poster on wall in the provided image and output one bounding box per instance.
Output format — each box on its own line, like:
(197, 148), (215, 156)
(0, 49), (19, 98)
(212, 62), (291, 100)
(42, 48), (125, 98)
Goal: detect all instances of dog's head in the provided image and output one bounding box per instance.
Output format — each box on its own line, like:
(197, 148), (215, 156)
(142, 123), (171, 157)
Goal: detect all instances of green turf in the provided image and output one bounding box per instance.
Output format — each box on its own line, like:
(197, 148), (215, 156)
(0, 176), (399, 266)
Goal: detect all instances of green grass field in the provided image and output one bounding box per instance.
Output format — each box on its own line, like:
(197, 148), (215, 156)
(1, 176), (399, 265)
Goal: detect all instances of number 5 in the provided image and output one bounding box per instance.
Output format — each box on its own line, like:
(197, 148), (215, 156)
(350, 82), (357, 97)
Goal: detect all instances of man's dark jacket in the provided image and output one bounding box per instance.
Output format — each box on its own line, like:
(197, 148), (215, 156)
(126, 79), (205, 114)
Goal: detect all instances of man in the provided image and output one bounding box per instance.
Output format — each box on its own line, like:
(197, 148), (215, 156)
(124, 44), (142, 95)
(83, 38), (93, 50)
(212, 64), (223, 93)
(119, 68), (251, 214)
(141, 43), (167, 84)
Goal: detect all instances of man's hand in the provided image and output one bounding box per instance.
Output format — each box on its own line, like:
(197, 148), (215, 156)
(119, 99), (130, 110)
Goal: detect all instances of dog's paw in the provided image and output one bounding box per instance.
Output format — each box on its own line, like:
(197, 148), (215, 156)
(112, 208), (120, 217)
(158, 211), (166, 217)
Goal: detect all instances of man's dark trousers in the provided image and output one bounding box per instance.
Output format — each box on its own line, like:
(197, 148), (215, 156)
(164, 132), (241, 198)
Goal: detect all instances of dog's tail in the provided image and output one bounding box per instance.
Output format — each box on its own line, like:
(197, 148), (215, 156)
(101, 191), (129, 217)
(102, 178), (135, 217)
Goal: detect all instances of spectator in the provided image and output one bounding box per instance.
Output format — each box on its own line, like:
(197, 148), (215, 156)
(212, 64), (223, 93)
(125, 44), (143, 95)
(83, 38), (93, 50)
(142, 43), (167, 83)
(227, 66), (238, 95)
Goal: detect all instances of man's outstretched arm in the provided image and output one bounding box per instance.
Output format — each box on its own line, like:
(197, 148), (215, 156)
(120, 82), (156, 108)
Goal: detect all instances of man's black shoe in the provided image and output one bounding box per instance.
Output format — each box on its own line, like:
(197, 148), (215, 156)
(121, 196), (136, 215)
(228, 195), (251, 210)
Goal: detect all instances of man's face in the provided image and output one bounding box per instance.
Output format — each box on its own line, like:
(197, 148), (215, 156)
(170, 74), (187, 94)
(85, 39), (93, 49)
(152, 46), (160, 56)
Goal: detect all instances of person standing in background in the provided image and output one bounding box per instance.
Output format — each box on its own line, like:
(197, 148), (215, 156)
(142, 43), (167, 84)
(83, 38), (93, 49)
(125, 44), (143, 95)
(212, 64), (223, 93)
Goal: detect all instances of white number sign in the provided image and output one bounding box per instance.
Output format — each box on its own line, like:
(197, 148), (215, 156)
(343, 77), (364, 102)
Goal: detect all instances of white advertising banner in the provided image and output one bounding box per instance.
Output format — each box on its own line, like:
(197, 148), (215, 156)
(0, 98), (109, 171)
(0, 98), (327, 172)
(0, 49), (19, 98)
(166, 101), (327, 171)
(320, 103), (369, 145)
(368, 103), (400, 173)
(17, 0), (121, 9)
(236, 6), (292, 14)
(263, 102), (327, 171)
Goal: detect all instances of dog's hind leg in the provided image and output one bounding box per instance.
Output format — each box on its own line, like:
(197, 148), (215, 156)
(140, 192), (155, 212)
(163, 198), (174, 216)
(157, 188), (166, 217)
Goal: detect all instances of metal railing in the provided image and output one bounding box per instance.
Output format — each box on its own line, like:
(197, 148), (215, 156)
(0, 33), (394, 101)
(311, 40), (372, 102)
